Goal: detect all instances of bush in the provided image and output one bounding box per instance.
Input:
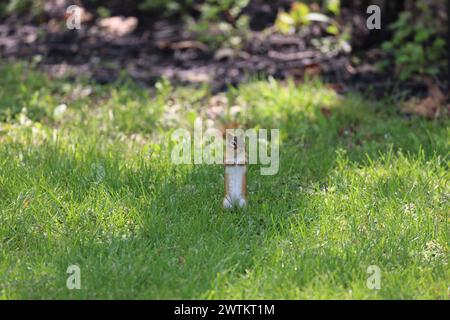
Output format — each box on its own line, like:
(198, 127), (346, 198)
(380, 0), (447, 81)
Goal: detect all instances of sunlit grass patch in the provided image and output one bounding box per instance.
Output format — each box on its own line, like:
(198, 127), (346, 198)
(0, 63), (448, 299)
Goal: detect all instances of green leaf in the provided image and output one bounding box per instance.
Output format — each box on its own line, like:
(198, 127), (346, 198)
(396, 54), (410, 64)
(275, 12), (295, 34)
(326, 24), (339, 35)
(433, 38), (445, 49)
(381, 42), (393, 51)
(414, 29), (430, 43)
(393, 28), (413, 44)
(290, 2), (310, 25)
(325, 0), (340, 16)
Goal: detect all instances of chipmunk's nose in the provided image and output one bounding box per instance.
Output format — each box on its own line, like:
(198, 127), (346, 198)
(232, 136), (238, 149)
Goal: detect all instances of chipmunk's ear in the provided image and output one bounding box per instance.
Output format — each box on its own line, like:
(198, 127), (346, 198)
(220, 121), (241, 137)
(220, 121), (243, 138)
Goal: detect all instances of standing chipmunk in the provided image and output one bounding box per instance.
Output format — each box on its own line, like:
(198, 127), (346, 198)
(223, 131), (247, 209)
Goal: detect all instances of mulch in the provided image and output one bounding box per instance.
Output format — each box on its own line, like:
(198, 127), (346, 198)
(0, 7), (436, 98)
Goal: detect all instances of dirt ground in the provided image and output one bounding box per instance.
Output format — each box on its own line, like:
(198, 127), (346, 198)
(0, 2), (441, 98)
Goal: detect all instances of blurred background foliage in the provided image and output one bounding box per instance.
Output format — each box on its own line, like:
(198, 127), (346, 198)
(0, 0), (447, 82)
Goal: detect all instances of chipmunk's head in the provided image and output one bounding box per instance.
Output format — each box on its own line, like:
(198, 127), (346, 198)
(224, 130), (246, 166)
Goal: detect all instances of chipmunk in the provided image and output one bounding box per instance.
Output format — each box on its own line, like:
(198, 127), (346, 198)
(223, 131), (247, 209)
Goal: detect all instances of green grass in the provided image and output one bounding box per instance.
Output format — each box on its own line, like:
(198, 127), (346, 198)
(0, 63), (448, 299)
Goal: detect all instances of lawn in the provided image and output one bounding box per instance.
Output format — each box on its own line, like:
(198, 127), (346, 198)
(0, 63), (448, 299)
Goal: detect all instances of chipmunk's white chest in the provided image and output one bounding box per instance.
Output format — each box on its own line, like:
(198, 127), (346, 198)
(224, 165), (246, 208)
